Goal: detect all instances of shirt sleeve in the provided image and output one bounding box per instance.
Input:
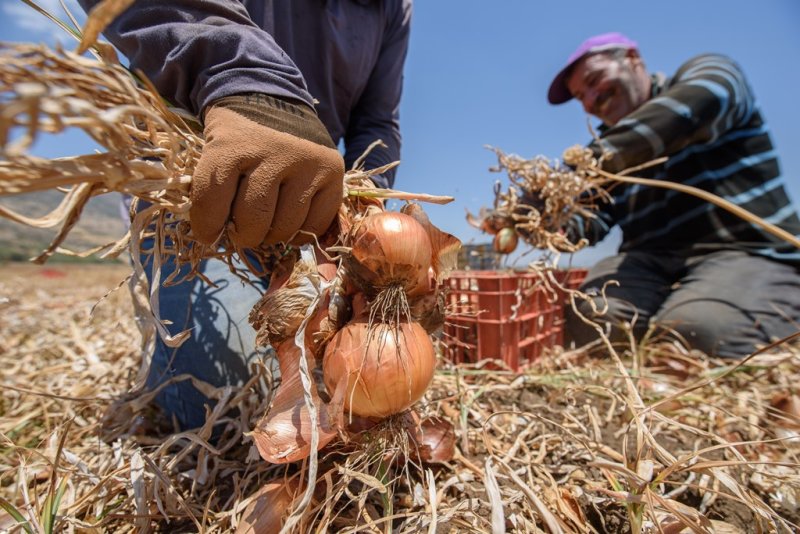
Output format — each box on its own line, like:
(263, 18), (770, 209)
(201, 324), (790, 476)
(592, 54), (756, 174)
(565, 54), (757, 245)
(342, 0), (412, 188)
(76, 0), (313, 117)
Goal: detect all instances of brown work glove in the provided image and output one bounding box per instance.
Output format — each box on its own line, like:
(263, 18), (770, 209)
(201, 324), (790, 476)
(190, 94), (345, 247)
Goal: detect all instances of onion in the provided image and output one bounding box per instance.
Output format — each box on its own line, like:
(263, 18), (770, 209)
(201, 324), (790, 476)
(322, 318), (436, 418)
(771, 393), (800, 429)
(251, 341), (341, 464)
(235, 477), (301, 534)
(400, 203), (462, 283)
(403, 412), (456, 464)
(250, 256), (334, 347)
(493, 226), (518, 254)
(346, 212), (433, 293)
(409, 290), (446, 334)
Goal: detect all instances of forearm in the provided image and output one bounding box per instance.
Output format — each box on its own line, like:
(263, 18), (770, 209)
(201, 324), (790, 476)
(594, 54), (754, 174)
(342, 0), (410, 189)
(343, 122), (400, 188)
(77, 0), (312, 115)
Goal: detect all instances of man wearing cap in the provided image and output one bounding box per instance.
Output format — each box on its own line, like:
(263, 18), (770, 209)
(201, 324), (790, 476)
(548, 32), (800, 358)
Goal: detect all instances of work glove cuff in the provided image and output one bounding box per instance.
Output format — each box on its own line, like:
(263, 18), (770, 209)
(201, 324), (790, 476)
(206, 93), (337, 150)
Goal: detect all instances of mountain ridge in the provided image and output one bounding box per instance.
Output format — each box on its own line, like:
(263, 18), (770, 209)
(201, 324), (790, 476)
(0, 191), (127, 263)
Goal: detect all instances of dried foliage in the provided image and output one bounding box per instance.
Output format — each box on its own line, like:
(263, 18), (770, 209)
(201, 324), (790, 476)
(470, 143), (800, 256)
(467, 146), (610, 254)
(0, 41), (290, 348)
(3, 8), (800, 534)
(2, 264), (800, 532)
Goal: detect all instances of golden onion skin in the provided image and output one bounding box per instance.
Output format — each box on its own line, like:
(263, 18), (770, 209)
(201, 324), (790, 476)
(322, 319), (435, 418)
(492, 226), (518, 254)
(346, 212), (433, 293)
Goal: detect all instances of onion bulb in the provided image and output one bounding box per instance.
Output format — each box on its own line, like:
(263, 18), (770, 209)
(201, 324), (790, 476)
(250, 256), (335, 347)
(346, 212), (433, 292)
(403, 412), (456, 464)
(493, 226), (518, 254)
(235, 477), (302, 534)
(323, 318), (435, 418)
(251, 341), (340, 464)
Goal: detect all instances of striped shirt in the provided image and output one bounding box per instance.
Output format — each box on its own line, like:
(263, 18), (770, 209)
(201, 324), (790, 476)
(570, 54), (800, 266)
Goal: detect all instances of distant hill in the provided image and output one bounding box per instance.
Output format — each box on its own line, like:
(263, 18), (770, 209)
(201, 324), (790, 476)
(0, 191), (127, 263)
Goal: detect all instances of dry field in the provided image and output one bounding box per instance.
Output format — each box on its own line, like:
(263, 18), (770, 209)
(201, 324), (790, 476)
(1, 261), (800, 533)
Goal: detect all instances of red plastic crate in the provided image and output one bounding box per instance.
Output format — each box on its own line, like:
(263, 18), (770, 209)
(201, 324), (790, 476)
(555, 268), (589, 291)
(443, 269), (587, 371)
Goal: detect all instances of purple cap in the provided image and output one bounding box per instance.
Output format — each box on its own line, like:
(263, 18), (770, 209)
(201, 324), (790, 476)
(547, 32), (639, 105)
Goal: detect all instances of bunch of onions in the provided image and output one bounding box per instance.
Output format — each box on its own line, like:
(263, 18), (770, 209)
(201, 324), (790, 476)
(250, 201), (460, 465)
(323, 317), (435, 418)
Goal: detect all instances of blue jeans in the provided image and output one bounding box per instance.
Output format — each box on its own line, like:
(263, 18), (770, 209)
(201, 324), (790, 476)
(142, 249), (270, 430)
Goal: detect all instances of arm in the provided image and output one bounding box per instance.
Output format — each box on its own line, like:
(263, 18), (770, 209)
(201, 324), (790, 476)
(76, 0), (312, 115)
(564, 54), (755, 245)
(77, 0), (344, 248)
(342, 0), (412, 188)
(594, 54), (756, 174)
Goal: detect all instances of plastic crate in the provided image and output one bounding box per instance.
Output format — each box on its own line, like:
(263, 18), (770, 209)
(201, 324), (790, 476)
(443, 269), (588, 371)
(555, 268), (589, 291)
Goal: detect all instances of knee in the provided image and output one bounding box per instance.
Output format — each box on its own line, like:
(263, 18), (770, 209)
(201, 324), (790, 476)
(654, 302), (750, 357)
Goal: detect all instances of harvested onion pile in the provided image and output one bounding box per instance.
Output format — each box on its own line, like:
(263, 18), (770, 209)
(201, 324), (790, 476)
(468, 145), (611, 254)
(249, 187), (461, 464)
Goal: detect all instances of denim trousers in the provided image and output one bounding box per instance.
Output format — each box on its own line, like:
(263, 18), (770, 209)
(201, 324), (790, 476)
(142, 251), (270, 430)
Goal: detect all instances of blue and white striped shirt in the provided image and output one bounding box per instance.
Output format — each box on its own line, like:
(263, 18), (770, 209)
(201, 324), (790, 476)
(571, 54), (800, 265)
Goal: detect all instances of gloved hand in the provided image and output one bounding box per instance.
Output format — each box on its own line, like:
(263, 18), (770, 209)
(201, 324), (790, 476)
(190, 94), (345, 248)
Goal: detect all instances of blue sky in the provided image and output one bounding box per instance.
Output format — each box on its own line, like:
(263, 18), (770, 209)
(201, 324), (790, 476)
(2, 0), (799, 267)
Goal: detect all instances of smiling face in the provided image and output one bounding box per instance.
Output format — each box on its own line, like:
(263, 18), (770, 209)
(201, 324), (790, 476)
(566, 49), (651, 126)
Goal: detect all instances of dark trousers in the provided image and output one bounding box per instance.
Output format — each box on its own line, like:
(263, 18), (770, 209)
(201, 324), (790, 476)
(565, 249), (800, 358)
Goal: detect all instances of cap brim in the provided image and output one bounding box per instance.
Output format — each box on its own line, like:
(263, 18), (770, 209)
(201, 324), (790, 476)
(547, 65), (574, 105)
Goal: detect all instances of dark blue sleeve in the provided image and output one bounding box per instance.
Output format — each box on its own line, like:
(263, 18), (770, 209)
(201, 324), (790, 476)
(76, 0), (313, 116)
(342, 0), (412, 188)
(591, 54), (755, 174)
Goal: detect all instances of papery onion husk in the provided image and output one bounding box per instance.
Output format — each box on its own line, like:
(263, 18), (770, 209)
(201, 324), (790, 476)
(402, 411), (456, 464)
(492, 226), (518, 254)
(345, 211), (433, 294)
(409, 290), (446, 334)
(406, 266), (435, 298)
(304, 261), (341, 353)
(249, 256), (336, 347)
(322, 318), (436, 419)
(251, 341), (347, 464)
(400, 203), (461, 284)
(235, 477), (302, 534)
(770, 392), (800, 429)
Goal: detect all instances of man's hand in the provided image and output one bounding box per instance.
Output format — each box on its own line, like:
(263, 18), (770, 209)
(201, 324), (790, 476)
(190, 94), (345, 248)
